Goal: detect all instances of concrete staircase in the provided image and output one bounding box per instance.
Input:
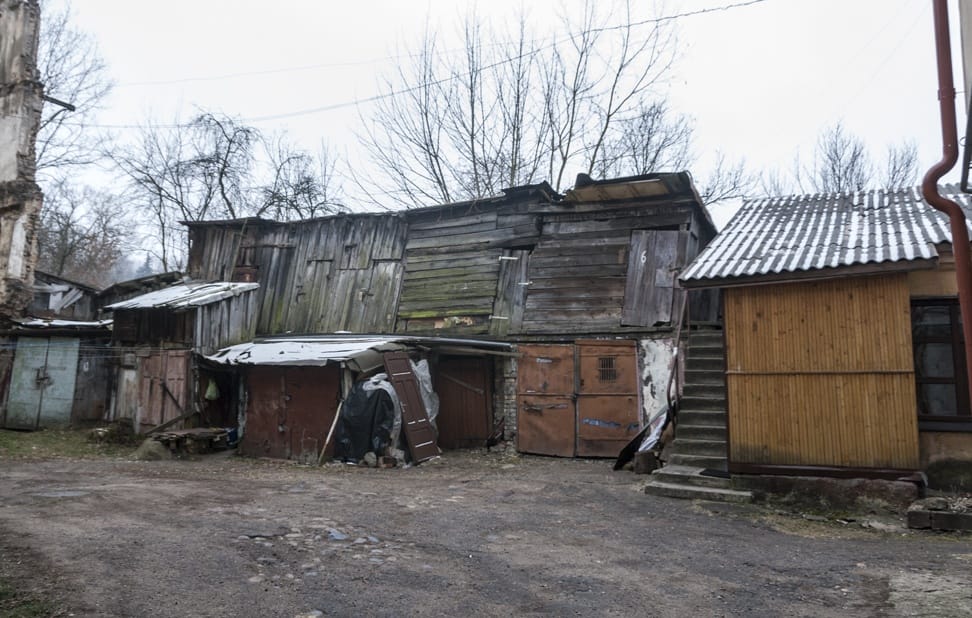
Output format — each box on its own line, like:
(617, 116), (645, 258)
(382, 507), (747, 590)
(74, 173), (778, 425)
(643, 327), (753, 503)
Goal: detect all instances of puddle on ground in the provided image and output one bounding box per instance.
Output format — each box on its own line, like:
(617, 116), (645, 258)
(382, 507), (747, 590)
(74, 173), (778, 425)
(32, 490), (89, 498)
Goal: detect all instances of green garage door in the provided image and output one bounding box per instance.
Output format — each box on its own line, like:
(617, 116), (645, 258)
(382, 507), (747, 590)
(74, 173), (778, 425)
(5, 337), (79, 430)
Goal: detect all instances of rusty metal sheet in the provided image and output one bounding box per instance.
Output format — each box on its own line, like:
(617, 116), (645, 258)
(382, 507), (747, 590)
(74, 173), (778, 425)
(516, 395), (575, 456)
(577, 340), (638, 395)
(383, 352), (440, 462)
(240, 365), (340, 462)
(516, 344), (574, 395)
(434, 356), (493, 449)
(576, 395), (641, 457)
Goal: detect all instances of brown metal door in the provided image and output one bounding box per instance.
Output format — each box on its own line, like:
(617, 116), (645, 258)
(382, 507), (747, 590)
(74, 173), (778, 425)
(516, 344), (576, 456)
(241, 365), (340, 462)
(383, 352), (440, 462)
(576, 341), (640, 457)
(434, 356), (493, 449)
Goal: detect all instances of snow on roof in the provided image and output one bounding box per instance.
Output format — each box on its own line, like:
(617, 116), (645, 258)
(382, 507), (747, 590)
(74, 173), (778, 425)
(680, 185), (972, 287)
(14, 317), (113, 329)
(206, 337), (407, 373)
(103, 281), (258, 311)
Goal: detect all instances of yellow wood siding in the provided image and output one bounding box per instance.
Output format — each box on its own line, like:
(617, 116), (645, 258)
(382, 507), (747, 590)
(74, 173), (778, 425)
(725, 274), (919, 469)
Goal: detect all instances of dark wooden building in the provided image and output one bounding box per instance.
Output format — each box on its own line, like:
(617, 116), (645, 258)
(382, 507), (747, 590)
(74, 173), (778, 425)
(188, 172), (717, 459)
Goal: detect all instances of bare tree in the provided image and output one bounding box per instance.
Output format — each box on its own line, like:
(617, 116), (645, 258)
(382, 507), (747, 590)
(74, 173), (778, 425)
(36, 0), (112, 176)
(35, 180), (134, 288)
(257, 137), (345, 220)
(109, 113), (257, 270)
(111, 113), (343, 268)
(883, 140), (919, 190)
(760, 123), (920, 196)
(357, 0), (680, 208)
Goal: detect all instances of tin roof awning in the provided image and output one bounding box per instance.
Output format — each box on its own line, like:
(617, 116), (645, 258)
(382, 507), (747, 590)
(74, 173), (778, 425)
(103, 281), (259, 311)
(205, 335), (514, 373)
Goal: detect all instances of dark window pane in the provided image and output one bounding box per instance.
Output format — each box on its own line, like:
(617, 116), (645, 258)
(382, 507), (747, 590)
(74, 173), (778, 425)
(914, 342), (955, 378)
(918, 383), (958, 416)
(912, 305), (953, 339)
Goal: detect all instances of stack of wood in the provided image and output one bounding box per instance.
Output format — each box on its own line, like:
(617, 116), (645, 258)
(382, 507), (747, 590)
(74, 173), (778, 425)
(151, 428), (231, 454)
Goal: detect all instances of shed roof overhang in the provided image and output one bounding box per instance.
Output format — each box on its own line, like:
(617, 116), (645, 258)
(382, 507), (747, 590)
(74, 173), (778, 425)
(205, 334), (514, 374)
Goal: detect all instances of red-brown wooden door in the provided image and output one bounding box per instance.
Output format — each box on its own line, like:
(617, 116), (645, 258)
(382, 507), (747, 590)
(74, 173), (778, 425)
(576, 340), (640, 457)
(435, 356), (493, 449)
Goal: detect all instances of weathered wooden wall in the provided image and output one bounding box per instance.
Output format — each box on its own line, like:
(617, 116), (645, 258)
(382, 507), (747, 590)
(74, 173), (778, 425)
(725, 274), (919, 470)
(396, 199), (542, 336)
(188, 216), (407, 335)
(194, 291), (259, 355)
(185, 183), (715, 340)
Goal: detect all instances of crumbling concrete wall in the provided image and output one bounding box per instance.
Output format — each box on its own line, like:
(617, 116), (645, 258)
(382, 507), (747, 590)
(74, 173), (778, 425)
(0, 0), (43, 321)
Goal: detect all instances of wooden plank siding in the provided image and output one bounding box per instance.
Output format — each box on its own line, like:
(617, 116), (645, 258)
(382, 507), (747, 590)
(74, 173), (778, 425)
(188, 216), (408, 335)
(724, 274), (920, 470)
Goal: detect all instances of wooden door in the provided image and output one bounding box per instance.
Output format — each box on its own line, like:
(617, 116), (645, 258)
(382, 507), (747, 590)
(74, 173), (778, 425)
(622, 230), (682, 326)
(435, 356), (493, 449)
(137, 350), (189, 432)
(516, 344), (575, 456)
(384, 352), (440, 462)
(576, 341), (640, 457)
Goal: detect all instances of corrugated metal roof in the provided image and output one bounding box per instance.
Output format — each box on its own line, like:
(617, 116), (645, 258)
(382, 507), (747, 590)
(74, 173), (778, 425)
(680, 186), (972, 287)
(103, 281), (258, 311)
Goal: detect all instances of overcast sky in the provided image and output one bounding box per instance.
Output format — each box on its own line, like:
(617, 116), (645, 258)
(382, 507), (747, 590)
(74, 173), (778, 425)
(60, 0), (969, 227)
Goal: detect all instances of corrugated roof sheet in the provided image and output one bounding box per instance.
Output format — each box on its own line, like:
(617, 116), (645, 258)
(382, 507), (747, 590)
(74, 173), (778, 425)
(680, 185), (972, 287)
(103, 281), (258, 311)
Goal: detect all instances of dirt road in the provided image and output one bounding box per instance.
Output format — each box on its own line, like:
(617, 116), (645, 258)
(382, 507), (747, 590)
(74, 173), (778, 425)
(1, 450), (971, 617)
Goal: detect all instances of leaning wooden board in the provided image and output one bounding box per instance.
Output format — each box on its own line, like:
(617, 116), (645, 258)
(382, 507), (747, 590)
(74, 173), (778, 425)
(383, 352), (440, 463)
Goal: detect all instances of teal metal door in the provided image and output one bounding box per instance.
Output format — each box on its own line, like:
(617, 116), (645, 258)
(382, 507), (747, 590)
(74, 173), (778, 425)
(5, 337), (79, 429)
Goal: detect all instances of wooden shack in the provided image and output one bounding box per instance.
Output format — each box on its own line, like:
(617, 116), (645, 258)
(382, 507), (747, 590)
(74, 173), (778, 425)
(187, 172), (717, 459)
(679, 186), (972, 478)
(102, 281), (259, 433)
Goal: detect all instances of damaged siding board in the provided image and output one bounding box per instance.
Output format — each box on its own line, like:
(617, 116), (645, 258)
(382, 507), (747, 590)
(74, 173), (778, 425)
(622, 230), (681, 327)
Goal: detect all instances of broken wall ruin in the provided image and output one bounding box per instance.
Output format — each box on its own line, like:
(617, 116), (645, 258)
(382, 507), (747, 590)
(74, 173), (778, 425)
(0, 0), (43, 320)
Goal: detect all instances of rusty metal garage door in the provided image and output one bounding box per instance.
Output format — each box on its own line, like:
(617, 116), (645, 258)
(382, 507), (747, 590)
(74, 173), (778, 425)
(516, 344), (576, 456)
(517, 341), (641, 458)
(576, 340), (640, 457)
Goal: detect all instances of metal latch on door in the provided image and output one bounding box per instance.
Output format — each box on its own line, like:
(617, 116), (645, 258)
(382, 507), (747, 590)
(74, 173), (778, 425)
(34, 367), (51, 388)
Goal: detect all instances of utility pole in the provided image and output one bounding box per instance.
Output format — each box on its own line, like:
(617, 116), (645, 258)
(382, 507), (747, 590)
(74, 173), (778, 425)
(0, 0), (43, 322)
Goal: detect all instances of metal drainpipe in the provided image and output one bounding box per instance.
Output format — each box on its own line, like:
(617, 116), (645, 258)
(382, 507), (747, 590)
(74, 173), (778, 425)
(922, 0), (972, 412)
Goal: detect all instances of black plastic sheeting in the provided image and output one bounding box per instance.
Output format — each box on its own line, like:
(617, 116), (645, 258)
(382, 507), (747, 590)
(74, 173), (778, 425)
(334, 381), (395, 463)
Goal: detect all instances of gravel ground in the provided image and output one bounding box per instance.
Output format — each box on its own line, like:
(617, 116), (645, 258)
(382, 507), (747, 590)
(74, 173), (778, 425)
(1, 449), (971, 617)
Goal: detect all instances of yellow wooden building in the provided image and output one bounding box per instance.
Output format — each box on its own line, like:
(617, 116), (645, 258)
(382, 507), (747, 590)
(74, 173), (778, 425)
(680, 187), (972, 479)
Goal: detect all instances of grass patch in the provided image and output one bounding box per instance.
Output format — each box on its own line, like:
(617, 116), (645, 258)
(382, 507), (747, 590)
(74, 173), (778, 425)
(0, 426), (135, 460)
(0, 577), (59, 618)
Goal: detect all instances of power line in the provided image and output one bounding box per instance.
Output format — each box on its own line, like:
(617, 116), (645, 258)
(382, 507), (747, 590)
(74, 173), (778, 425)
(76, 0), (771, 130)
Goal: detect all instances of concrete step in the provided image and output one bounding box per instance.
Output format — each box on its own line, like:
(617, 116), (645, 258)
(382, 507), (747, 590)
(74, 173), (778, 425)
(687, 331), (724, 346)
(684, 369), (725, 386)
(684, 382), (725, 398)
(650, 464), (732, 489)
(675, 424), (726, 441)
(688, 343), (724, 357)
(672, 438), (727, 457)
(680, 395), (726, 411)
(668, 453), (729, 469)
(643, 479), (752, 503)
(677, 410), (726, 427)
(686, 356), (724, 372)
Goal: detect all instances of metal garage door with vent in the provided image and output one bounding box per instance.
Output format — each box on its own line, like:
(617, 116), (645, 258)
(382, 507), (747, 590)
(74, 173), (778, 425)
(517, 341), (640, 457)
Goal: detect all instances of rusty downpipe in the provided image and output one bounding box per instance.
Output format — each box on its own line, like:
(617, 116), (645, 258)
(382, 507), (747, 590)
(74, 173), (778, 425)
(922, 0), (972, 411)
